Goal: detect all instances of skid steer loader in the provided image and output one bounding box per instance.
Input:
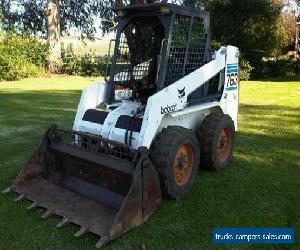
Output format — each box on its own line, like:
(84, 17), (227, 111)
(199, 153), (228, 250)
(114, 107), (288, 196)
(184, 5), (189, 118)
(2, 1), (239, 248)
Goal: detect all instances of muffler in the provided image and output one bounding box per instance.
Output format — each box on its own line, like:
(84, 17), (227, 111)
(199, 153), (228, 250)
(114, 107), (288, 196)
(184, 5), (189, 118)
(3, 125), (161, 248)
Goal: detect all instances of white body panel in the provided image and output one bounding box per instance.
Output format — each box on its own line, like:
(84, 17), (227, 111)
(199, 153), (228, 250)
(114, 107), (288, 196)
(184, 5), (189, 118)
(102, 101), (142, 149)
(73, 46), (239, 150)
(220, 46), (240, 129)
(73, 81), (108, 131)
(159, 102), (221, 133)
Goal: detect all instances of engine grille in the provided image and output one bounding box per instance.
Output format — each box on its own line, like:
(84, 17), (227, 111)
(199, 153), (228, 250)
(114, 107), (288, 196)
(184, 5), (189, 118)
(54, 129), (137, 162)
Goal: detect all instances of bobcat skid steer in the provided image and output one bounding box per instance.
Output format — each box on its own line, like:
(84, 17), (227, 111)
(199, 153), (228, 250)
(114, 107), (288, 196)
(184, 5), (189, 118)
(3, 2), (239, 248)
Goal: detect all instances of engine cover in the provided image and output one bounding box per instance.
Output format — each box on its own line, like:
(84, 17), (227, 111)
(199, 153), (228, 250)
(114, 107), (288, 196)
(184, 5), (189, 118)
(76, 100), (143, 149)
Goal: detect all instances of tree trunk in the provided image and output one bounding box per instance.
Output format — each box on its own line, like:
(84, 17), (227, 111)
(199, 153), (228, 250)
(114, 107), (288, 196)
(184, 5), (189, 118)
(45, 0), (61, 73)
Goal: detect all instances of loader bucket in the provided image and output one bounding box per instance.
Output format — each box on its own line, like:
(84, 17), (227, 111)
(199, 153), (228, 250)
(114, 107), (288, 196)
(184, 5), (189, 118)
(4, 125), (161, 248)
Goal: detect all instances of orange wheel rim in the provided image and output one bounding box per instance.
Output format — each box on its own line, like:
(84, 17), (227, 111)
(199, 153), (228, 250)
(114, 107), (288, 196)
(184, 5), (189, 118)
(217, 128), (232, 163)
(173, 144), (194, 186)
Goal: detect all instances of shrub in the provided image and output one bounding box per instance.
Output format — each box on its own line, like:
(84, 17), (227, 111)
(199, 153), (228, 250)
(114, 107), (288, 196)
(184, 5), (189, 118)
(0, 33), (48, 81)
(251, 57), (295, 79)
(292, 58), (300, 74)
(263, 59), (287, 77)
(239, 59), (254, 81)
(0, 53), (44, 81)
(61, 45), (109, 77)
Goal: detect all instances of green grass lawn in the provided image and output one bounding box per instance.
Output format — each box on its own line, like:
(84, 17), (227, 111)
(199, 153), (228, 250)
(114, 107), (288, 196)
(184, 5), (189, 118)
(0, 76), (299, 249)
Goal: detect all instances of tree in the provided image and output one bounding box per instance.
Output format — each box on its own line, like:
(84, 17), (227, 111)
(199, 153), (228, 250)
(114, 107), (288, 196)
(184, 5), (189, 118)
(0, 0), (288, 71)
(0, 0), (114, 36)
(0, 0), (119, 72)
(204, 0), (282, 62)
(282, 13), (297, 51)
(45, 0), (61, 73)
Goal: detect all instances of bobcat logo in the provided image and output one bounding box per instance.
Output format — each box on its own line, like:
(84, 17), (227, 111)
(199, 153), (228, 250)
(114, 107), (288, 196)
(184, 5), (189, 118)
(178, 87), (186, 99)
(161, 104), (177, 115)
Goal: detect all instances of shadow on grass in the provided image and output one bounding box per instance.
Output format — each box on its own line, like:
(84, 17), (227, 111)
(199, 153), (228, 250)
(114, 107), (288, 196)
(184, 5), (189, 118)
(0, 90), (299, 249)
(240, 104), (300, 114)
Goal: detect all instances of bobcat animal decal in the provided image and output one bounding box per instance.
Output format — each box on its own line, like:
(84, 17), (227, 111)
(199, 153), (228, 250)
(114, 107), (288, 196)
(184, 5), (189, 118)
(178, 87), (186, 99)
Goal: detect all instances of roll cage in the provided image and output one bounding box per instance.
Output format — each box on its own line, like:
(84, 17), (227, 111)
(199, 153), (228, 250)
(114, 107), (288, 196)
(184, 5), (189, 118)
(105, 3), (211, 104)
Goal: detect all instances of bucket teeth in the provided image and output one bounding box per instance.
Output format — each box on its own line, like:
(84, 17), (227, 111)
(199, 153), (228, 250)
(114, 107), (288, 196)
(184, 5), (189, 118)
(41, 210), (52, 219)
(56, 218), (69, 228)
(2, 186), (12, 194)
(14, 193), (25, 202)
(96, 237), (108, 249)
(74, 226), (88, 237)
(27, 202), (38, 210)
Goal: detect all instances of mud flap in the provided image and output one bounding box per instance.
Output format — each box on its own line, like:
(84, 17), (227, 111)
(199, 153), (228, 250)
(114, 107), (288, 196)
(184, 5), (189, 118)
(3, 125), (161, 248)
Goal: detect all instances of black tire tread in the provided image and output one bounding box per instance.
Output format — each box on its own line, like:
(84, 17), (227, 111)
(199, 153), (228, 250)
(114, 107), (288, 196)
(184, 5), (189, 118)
(198, 113), (235, 171)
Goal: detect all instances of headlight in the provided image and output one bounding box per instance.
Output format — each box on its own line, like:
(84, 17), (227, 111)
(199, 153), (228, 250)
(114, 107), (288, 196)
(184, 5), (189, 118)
(160, 5), (170, 14)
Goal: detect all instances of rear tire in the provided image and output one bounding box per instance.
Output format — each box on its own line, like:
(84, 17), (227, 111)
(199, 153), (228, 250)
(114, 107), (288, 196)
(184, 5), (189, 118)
(197, 113), (235, 171)
(150, 126), (199, 199)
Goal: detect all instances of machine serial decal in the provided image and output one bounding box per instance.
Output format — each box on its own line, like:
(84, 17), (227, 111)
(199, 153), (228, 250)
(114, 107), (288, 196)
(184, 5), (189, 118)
(161, 104), (177, 115)
(178, 87), (186, 99)
(226, 64), (238, 91)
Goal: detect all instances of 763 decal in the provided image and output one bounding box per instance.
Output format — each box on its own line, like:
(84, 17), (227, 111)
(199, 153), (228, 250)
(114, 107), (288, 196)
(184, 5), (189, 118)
(226, 64), (238, 91)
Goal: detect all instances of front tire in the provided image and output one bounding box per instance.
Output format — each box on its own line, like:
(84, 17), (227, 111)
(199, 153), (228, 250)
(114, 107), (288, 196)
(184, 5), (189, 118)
(150, 127), (200, 199)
